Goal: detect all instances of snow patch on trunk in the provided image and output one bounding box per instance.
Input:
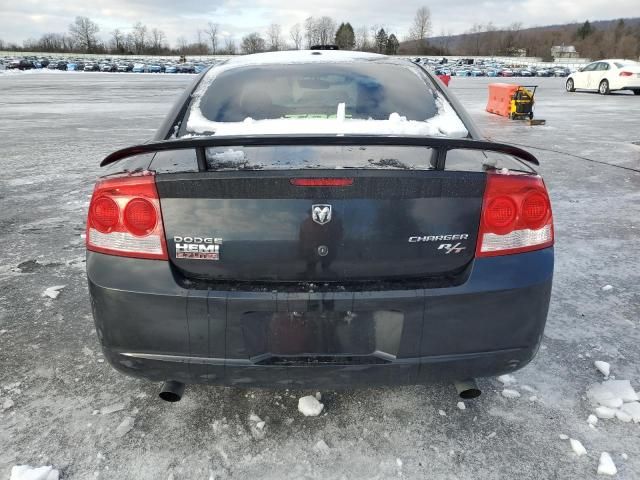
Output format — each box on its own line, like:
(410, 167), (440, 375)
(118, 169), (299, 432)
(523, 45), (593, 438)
(10, 465), (59, 480)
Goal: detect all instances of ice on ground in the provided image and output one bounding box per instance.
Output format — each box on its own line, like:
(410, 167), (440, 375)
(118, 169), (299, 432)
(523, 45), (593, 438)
(497, 374), (516, 385)
(502, 389), (521, 399)
(615, 409), (632, 423)
(249, 413), (262, 423)
(457, 401), (466, 410)
(587, 380), (638, 409)
(114, 416), (135, 437)
(396, 458), (403, 468)
(594, 361), (611, 377)
(256, 421), (265, 430)
(595, 406), (617, 419)
(597, 452), (617, 476)
(570, 439), (587, 456)
(100, 402), (126, 415)
(313, 440), (331, 455)
(588, 414), (598, 426)
(486, 432), (497, 439)
(298, 395), (324, 417)
(10, 465), (59, 480)
(3, 398), (15, 410)
(620, 402), (640, 423)
(601, 285), (614, 292)
(42, 285), (65, 299)
(438, 409), (447, 416)
(559, 434), (569, 440)
(315, 392), (322, 401)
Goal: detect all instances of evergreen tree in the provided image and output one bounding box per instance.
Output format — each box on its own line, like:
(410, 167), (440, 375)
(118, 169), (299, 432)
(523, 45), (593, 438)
(385, 33), (399, 55)
(375, 28), (388, 53)
(335, 22), (355, 50)
(576, 20), (594, 40)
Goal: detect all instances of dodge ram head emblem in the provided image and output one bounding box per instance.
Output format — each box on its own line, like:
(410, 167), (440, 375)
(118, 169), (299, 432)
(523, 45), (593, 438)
(312, 204), (332, 225)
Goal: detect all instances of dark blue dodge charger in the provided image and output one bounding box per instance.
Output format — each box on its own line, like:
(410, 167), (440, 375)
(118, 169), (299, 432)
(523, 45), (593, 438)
(86, 51), (553, 401)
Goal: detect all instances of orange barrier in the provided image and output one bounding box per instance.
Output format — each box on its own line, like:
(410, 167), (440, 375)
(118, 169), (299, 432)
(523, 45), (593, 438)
(486, 83), (519, 117)
(437, 74), (451, 86)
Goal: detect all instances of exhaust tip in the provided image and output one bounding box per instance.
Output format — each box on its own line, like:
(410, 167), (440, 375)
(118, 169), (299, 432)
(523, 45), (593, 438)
(458, 387), (482, 399)
(159, 381), (185, 402)
(454, 379), (481, 399)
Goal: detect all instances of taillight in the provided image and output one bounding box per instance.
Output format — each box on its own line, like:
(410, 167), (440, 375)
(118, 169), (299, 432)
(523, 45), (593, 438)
(476, 172), (553, 257)
(290, 178), (354, 187)
(619, 71), (633, 77)
(86, 173), (168, 260)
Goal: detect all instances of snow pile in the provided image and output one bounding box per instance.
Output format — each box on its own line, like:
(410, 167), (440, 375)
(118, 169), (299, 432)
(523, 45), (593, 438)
(594, 361), (610, 377)
(187, 103), (468, 139)
(10, 465), (59, 480)
(313, 439), (331, 455)
(497, 374), (516, 385)
(457, 401), (466, 410)
(502, 389), (521, 399)
(42, 285), (65, 299)
(114, 416), (135, 437)
(298, 395), (324, 417)
(597, 452), (617, 476)
(601, 285), (614, 292)
(587, 379), (640, 423)
(569, 439), (587, 457)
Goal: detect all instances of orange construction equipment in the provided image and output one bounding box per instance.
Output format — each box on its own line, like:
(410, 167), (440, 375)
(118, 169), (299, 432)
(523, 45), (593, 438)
(486, 83), (520, 117)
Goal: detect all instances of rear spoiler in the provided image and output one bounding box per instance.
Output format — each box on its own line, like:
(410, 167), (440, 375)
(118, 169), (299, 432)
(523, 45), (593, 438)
(101, 135), (539, 169)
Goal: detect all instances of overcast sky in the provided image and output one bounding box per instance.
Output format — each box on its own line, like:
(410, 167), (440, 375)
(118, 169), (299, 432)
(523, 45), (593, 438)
(0, 0), (638, 46)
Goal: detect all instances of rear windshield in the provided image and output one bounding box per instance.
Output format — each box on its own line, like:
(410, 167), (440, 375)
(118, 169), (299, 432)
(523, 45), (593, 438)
(192, 63), (439, 124)
(205, 145), (435, 170)
(614, 61), (639, 68)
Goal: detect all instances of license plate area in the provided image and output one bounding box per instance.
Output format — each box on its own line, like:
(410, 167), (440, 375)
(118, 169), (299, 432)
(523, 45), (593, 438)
(241, 310), (403, 361)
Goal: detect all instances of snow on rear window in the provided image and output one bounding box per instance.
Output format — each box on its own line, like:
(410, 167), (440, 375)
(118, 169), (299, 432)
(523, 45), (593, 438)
(183, 62), (468, 138)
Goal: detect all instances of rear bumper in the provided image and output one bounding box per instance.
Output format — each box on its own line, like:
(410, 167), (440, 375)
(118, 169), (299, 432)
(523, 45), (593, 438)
(87, 248), (553, 388)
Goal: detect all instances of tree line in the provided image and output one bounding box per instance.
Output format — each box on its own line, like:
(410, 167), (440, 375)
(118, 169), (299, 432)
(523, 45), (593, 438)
(0, 9), (430, 56)
(439, 19), (640, 60)
(2, 11), (638, 60)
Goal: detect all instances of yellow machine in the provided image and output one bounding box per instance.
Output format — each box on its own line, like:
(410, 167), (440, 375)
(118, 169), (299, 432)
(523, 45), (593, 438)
(509, 85), (537, 120)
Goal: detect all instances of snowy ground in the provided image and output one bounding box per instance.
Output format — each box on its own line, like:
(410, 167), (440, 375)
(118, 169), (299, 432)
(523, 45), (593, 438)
(1, 73), (639, 479)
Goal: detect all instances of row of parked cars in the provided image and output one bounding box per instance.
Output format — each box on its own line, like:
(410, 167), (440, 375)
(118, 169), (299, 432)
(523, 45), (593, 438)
(413, 58), (574, 78)
(1, 56), (216, 74)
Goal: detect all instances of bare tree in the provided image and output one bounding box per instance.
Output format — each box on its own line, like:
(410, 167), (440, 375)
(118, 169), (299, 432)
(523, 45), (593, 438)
(132, 22), (147, 54)
(267, 23), (283, 51)
(150, 28), (166, 53)
(196, 30), (207, 54)
(110, 28), (125, 53)
(304, 17), (317, 47)
(290, 23), (303, 49)
(409, 6), (432, 53)
(241, 32), (266, 54)
(222, 36), (237, 55)
(69, 16), (100, 53)
(355, 25), (370, 51)
(205, 22), (219, 54)
(317, 17), (337, 46)
(176, 36), (188, 53)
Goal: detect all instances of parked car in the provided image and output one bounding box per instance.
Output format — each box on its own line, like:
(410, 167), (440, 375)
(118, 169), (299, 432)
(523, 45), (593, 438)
(117, 63), (133, 72)
(84, 63), (100, 72)
(566, 59), (640, 95)
(499, 68), (513, 77)
(7, 59), (35, 70)
(86, 50), (554, 402)
(164, 64), (178, 73)
(132, 63), (146, 73)
(146, 63), (163, 73)
(100, 63), (117, 72)
(177, 63), (195, 73)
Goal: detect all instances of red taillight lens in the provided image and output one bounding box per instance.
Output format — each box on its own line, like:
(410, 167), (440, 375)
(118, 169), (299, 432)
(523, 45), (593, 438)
(124, 198), (157, 236)
(476, 173), (553, 257)
(619, 71), (633, 77)
(485, 197), (517, 230)
(290, 178), (354, 187)
(90, 197), (119, 233)
(86, 173), (168, 260)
